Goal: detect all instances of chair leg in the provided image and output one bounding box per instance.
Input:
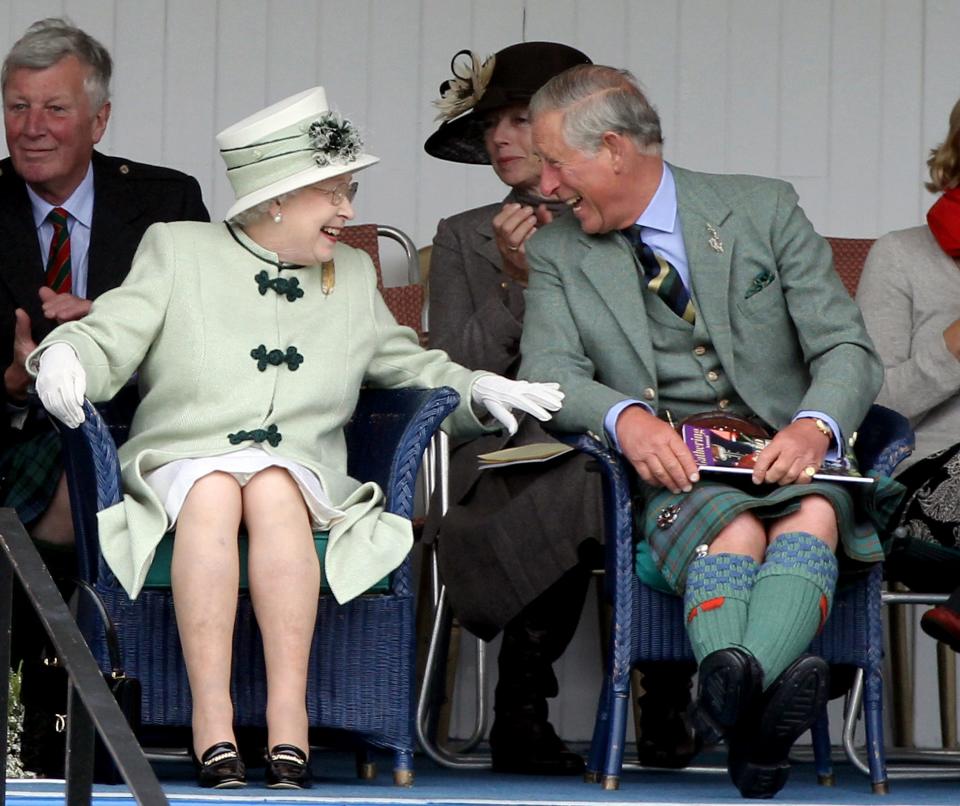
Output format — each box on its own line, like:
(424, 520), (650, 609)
(587, 573), (614, 784)
(937, 642), (958, 749)
(418, 595), (460, 751)
(863, 663), (889, 794)
(586, 670), (612, 783)
(437, 621), (462, 748)
(629, 667), (644, 762)
(888, 585), (914, 748)
(393, 748), (414, 787)
(810, 702), (834, 786)
(601, 687), (630, 790)
(355, 745), (376, 780)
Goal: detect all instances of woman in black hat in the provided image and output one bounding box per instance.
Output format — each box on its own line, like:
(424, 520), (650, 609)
(422, 42), (699, 774)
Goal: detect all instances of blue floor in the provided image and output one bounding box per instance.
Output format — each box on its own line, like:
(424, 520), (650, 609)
(6, 747), (960, 806)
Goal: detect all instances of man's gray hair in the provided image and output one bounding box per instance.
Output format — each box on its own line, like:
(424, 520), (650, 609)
(529, 64), (663, 156)
(2, 17), (112, 111)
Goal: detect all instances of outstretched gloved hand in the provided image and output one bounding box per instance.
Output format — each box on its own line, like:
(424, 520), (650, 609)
(470, 375), (563, 436)
(35, 343), (86, 428)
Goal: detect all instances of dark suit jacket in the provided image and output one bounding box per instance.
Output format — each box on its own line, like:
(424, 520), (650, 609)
(0, 150), (208, 423)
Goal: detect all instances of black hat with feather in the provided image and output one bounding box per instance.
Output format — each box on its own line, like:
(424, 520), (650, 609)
(424, 41), (591, 164)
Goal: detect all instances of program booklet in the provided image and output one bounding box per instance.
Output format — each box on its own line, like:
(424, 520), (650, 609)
(681, 423), (873, 484)
(477, 442), (574, 469)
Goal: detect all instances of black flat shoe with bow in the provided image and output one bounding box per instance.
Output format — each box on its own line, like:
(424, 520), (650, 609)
(193, 741), (246, 788)
(265, 744), (313, 789)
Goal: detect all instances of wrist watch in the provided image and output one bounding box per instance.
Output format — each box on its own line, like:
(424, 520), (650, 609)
(806, 417), (833, 440)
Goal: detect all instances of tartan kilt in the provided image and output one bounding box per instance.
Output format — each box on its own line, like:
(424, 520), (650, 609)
(0, 428), (62, 526)
(639, 474), (903, 594)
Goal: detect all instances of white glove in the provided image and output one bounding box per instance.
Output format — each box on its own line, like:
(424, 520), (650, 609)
(470, 375), (564, 436)
(35, 343), (86, 428)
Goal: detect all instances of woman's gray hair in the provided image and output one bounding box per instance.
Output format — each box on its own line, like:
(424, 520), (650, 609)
(229, 190), (300, 228)
(1, 17), (112, 111)
(529, 64), (663, 156)
(927, 96), (960, 193)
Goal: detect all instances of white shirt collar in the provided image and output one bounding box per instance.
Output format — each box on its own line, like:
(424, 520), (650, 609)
(26, 161), (95, 230)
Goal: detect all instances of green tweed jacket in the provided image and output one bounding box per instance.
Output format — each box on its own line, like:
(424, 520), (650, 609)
(519, 165), (882, 443)
(32, 222), (490, 602)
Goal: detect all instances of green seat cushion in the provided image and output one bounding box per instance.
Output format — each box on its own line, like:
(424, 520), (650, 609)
(143, 531), (389, 593)
(634, 540), (675, 593)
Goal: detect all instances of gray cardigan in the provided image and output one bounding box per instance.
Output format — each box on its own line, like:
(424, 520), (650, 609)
(856, 225), (960, 470)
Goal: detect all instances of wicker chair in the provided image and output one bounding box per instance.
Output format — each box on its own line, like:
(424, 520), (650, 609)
(579, 404), (912, 792)
(58, 224), (438, 786)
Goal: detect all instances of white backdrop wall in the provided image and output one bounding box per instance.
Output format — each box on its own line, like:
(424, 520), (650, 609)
(3, 0), (959, 272)
(3, 0), (959, 745)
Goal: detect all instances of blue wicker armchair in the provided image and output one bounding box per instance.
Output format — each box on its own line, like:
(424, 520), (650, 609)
(56, 385), (459, 786)
(569, 403), (913, 793)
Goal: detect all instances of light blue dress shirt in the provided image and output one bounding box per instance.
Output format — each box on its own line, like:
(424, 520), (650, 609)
(26, 162), (95, 299)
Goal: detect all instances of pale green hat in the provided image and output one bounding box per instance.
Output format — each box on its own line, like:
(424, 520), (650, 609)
(217, 86), (379, 221)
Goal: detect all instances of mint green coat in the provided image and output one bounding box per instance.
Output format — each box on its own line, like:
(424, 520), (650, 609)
(519, 166), (882, 442)
(34, 222), (489, 602)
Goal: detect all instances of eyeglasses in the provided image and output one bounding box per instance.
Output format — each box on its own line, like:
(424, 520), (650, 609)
(314, 181), (358, 205)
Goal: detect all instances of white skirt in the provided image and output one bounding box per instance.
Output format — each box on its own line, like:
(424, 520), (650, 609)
(144, 447), (345, 531)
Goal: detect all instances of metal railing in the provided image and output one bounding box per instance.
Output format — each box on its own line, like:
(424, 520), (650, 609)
(0, 507), (166, 805)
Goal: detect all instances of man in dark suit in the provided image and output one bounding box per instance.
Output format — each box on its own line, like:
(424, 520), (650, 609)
(0, 17), (208, 776)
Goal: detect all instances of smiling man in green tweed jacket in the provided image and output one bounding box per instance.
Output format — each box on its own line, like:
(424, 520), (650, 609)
(519, 65), (891, 799)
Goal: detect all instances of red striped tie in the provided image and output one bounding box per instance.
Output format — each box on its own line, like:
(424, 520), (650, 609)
(45, 207), (72, 293)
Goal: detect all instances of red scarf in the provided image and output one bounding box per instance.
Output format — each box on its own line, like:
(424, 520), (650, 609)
(927, 188), (960, 257)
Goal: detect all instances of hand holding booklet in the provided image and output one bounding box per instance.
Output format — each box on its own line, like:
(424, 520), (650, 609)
(681, 421), (873, 484)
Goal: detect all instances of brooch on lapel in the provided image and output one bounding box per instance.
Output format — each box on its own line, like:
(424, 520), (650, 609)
(706, 223), (724, 254)
(321, 261), (336, 296)
(745, 270), (775, 299)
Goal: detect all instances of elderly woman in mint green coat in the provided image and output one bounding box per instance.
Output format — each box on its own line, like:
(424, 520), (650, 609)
(29, 87), (561, 790)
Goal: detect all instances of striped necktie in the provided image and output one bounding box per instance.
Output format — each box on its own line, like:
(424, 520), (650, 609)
(45, 207), (72, 294)
(622, 225), (695, 323)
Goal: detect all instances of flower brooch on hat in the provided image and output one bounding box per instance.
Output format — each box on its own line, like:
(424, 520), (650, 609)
(307, 113), (364, 167)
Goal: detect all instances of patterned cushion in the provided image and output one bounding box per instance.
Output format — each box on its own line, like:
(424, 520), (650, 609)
(341, 224), (425, 341)
(827, 237), (875, 297)
(340, 224), (383, 285)
(383, 285), (425, 340)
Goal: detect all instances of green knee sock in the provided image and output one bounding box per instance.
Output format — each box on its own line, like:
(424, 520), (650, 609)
(682, 552), (759, 664)
(742, 531), (838, 688)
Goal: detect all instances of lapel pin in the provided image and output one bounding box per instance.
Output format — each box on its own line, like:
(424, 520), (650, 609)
(321, 261), (336, 296)
(706, 224), (724, 254)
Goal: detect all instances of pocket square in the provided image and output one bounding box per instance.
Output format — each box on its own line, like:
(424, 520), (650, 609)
(745, 271), (775, 299)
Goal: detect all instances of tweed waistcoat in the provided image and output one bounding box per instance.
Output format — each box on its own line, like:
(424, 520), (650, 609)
(646, 286), (749, 422)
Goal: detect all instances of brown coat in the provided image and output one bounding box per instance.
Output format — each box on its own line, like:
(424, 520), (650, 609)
(424, 196), (603, 639)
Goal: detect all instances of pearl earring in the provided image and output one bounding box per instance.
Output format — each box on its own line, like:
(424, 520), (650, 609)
(273, 211), (283, 224)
